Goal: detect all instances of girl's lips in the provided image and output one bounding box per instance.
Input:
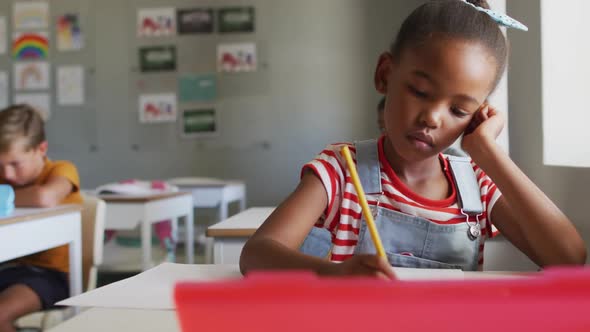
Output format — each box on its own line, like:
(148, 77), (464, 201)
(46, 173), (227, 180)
(407, 131), (434, 147)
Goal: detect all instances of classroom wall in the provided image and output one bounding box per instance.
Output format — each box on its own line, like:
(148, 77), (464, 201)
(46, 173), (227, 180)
(32, 0), (416, 207)
(507, 0), (590, 262)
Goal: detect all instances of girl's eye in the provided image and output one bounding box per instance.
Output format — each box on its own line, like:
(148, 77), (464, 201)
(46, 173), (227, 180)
(407, 85), (429, 99)
(451, 107), (469, 118)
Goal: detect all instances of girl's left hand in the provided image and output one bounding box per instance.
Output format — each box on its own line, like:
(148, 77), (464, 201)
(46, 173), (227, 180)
(462, 103), (506, 154)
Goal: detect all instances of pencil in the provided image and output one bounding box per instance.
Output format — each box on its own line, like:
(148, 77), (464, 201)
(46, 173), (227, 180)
(340, 145), (387, 258)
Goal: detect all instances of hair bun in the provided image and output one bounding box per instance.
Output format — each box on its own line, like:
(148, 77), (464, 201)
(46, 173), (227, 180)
(466, 0), (491, 10)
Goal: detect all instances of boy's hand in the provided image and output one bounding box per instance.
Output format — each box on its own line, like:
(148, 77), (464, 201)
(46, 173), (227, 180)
(330, 255), (395, 280)
(462, 103), (506, 155)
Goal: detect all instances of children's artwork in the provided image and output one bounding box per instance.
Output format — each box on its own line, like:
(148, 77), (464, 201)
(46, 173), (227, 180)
(0, 71), (8, 108)
(139, 46), (176, 72)
(217, 43), (257, 72)
(14, 93), (50, 120)
(181, 108), (218, 137)
(12, 32), (49, 60)
(57, 13), (83, 51)
(0, 17), (6, 55)
(139, 93), (177, 123)
(177, 8), (213, 34)
(137, 8), (176, 37)
(179, 74), (216, 102)
(218, 7), (255, 33)
(14, 62), (49, 90)
(57, 65), (84, 106)
(13, 2), (49, 30)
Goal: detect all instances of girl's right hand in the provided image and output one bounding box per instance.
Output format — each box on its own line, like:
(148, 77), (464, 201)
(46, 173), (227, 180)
(328, 255), (396, 280)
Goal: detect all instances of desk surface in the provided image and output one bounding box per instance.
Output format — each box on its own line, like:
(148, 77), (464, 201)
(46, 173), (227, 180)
(168, 177), (244, 188)
(206, 207), (274, 237)
(97, 192), (190, 203)
(0, 205), (82, 226)
(47, 308), (178, 332)
(59, 262), (519, 310)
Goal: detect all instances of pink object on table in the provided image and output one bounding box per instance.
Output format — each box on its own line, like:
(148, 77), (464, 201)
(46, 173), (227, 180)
(151, 180), (167, 190)
(175, 267), (590, 332)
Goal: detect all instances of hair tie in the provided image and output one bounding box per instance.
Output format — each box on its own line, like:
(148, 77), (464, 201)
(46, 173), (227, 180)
(463, 1), (528, 31)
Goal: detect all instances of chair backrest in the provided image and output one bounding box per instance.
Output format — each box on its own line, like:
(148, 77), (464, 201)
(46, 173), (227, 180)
(81, 193), (106, 291)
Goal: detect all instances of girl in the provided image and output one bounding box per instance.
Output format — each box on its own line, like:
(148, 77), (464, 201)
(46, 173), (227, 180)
(240, 0), (586, 278)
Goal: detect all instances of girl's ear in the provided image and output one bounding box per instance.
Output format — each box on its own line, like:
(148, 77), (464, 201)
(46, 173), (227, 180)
(374, 52), (395, 94)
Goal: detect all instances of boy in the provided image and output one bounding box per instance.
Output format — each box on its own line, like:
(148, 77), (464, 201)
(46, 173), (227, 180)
(0, 104), (82, 332)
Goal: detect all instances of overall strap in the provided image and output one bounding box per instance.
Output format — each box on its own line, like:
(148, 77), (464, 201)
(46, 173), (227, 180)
(354, 139), (382, 195)
(446, 156), (483, 215)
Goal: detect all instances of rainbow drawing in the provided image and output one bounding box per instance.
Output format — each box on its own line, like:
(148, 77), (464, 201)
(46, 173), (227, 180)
(12, 32), (49, 60)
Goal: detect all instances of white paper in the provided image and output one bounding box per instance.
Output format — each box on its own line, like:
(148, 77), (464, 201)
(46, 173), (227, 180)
(14, 62), (49, 90)
(14, 93), (50, 120)
(0, 72), (8, 108)
(137, 8), (176, 37)
(139, 93), (177, 123)
(0, 17), (6, 55)
(217, 42), (257, 72)
(13, 2), (49, 30)
(57, 65), (84, 105)
(57, 263), (471, 310)
(58, 263), (243, 309)
(57, 13), (84, 51)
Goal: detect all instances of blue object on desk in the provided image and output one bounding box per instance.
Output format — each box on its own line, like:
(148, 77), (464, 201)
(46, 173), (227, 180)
(0, 185), (15, 217)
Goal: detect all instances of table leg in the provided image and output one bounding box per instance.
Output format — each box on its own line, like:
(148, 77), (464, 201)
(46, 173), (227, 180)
(184, 212), (194, 264)
(141, 220), (152, 270)
(68, 217), (83, 296)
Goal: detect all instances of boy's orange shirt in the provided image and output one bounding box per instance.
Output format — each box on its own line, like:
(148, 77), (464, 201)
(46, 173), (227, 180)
(15, 158), (82, 273)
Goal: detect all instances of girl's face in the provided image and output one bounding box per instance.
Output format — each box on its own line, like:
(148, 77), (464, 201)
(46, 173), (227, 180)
(375, 38), (497, 161)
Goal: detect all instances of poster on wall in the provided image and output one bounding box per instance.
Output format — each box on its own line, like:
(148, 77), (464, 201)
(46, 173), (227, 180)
(217, 43), (256, 72)
(14, 93), (50, 120)
(139, 93), (177, 123)
(139, 46), (176, 72)
(57, 13), (83, 51)
(12, 32), (49, 60)
(0, 17), (6, 55)
(0, 71), (8, 108)
(137, 8), (176, 37)
(218, 7), (254, 33)
(181, 108), (218, 138)
(179, 74), (216, 102)
(177, 8), (213, 34)
(57, 65), (84, 105)
(13, 2), (49, 30)
(14, 62), (50, 90)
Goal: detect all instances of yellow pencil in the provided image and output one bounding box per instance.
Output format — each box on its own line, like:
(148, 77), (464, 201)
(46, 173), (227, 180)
(340, 145), (387, 258)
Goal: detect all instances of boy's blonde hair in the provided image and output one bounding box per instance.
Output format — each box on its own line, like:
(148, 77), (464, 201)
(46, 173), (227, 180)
(0, 104), (46, 153)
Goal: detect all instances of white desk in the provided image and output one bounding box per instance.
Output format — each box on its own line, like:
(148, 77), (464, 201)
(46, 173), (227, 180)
(167, 178), (246, 221)
(0, 205), (83, 297)
(47, 308), (178, 332)
(51, 263), (527, 332)
(168, 178), (247, 264)
(99, 192), (194, 270)
(205, 207), (539, 271)
(206, 207), (274, 264)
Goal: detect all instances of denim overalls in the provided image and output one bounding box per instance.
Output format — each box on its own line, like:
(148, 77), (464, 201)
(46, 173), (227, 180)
(300, 139), (483, 271)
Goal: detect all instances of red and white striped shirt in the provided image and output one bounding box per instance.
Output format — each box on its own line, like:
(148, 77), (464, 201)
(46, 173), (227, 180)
(302, 136), (502, 270)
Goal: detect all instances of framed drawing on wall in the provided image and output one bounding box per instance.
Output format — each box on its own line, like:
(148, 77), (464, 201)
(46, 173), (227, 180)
(181, 107), (218, 138)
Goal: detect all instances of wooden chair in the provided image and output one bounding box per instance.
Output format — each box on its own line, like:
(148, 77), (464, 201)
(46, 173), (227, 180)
(16, 194), (106, 330)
